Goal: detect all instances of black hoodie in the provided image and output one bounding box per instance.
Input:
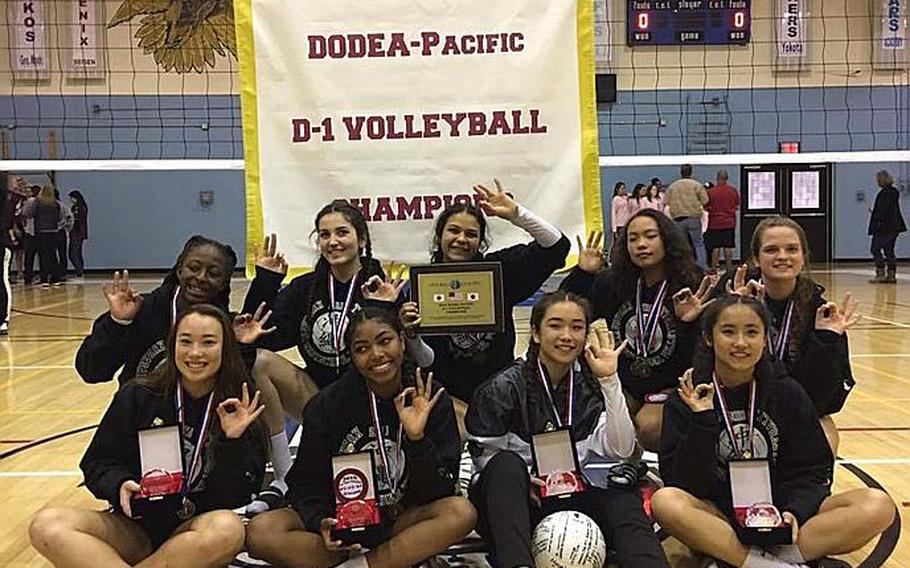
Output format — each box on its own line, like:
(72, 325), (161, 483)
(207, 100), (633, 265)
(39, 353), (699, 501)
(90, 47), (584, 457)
(714, 270), (854, 415)
(243, 261), (398, 388)
(80, 381), (266, 525)
(660, 371), (833, 525)
(421, 235), (570, 403)
(287, 367), (460, 532)
(560, 267), (700, 400)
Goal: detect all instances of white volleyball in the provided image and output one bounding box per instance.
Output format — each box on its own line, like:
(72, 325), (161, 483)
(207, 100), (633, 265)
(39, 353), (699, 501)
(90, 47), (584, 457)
(532, 511), (607, 568)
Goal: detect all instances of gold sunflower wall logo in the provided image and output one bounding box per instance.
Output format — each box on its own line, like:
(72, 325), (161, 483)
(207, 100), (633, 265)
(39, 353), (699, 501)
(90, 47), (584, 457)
(108, 0), (237, 73)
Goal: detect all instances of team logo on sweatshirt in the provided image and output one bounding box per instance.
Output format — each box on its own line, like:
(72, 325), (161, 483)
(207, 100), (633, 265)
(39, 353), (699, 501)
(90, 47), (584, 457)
(300, 299), (362, 368)
(611, 299), (677, 371)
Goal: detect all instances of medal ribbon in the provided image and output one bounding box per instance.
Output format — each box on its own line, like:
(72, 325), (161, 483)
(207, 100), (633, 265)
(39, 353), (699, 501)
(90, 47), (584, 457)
(170, 286), (180, 327)
(769, 299), (794, 360)
(537, 360), (574, 428)
(328, 272), (359, 358)
(368, 391), (403, 494)
(175, 386), (215, 492)
(635, 278), (669, 357)
(712, 374), (757, 459)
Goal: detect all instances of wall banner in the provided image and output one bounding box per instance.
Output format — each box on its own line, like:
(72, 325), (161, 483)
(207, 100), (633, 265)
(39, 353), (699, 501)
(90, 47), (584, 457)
(775, 0), (809, 72)
(65, 0), (106, 78)
(234, 0), (602, 273)
(8, 0), (50, 79)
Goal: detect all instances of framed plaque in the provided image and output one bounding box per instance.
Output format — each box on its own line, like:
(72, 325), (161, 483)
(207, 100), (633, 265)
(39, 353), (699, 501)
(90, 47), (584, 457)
(132, 425), (184, 518)
(409, 262), (504, 334)
(332, 451), (382, 545)
(531, 429), (586, 500)
(729, 459), (791, 545)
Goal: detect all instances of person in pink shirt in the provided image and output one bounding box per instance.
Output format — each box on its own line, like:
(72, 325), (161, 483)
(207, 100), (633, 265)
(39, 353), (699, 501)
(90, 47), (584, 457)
(639, 183), (664, 213)
(704, 170), (740, 273)
(611, 182), (630, 237)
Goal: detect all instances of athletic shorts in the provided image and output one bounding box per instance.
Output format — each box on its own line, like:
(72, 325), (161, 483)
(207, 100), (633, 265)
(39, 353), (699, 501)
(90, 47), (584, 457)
(704, 228), (735, 249)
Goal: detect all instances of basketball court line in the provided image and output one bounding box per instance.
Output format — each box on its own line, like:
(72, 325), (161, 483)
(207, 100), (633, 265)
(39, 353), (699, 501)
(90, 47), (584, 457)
(860, 315), (910, 329)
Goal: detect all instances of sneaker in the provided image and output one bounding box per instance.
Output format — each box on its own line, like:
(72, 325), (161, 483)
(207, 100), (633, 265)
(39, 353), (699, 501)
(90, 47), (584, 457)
(41, 282), (50, 289)
(52, 281), (65, 287)
(0, 322), (8, 335)
(245, 485), (286, 516)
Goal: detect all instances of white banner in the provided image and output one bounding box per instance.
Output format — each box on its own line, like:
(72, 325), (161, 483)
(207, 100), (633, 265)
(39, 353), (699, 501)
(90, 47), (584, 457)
(66, 0), (105, 77)
(8, 0), (49, 77)
(235, 0), (601, 272)
(881, 0), (907, 50)
(775, 0), (809, 69)
(594, 0), (611, 70)
(874, 0), (908, 68)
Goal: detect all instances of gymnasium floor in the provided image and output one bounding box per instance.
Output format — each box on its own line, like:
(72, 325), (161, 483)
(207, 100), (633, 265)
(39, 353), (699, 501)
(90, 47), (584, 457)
(0, 267), (907, 567)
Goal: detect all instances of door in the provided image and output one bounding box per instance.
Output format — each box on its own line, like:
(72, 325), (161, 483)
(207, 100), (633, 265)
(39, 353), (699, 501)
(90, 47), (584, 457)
(739, 163), (833, 262)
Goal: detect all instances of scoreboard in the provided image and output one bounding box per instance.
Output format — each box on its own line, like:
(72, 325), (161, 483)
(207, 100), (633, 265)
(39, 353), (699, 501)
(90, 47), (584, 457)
(627, 1), (751, 46)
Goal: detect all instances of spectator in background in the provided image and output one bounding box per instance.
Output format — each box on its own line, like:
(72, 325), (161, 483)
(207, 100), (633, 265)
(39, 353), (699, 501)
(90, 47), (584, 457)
(868, 169), (906, 284)
(665, 164), (709, 268)
(22, 185), (65, 287)
(704, 170), (740, 274)
(68, 190), (89, 280)
(627, 182), (647, 218)
(7, 178), (28, 283)
(20, 185), (41, 285)
(53, 188), (73, 281)
(634, 182), (663, 214)
(0, 172), (10, 335)
(611, 182), (629, 238)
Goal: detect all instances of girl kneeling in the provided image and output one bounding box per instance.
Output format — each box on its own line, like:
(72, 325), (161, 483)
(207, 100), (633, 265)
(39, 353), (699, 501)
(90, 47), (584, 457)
(466, 291), (670, 568)
(652, 295), (894, 568)
(30, 305), (268, 567)
(247, 307), (475, 568)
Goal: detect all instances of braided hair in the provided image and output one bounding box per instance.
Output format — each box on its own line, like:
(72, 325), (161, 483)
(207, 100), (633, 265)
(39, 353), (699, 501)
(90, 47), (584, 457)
(162, 235), (238, 309)
(307, 200), (379, 318)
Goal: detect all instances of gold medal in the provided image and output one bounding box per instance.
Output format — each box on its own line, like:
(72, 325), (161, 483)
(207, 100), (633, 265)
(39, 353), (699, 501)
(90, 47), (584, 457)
(631, 356), (651, 378)
(176, 498), (196, 520)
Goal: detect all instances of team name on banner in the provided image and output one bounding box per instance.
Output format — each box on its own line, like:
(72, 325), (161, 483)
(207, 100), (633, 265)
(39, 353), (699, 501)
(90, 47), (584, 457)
(234, 0), (601, 272)
(882, 0), (906, 50)
(8, 0), (49, 77)
(66, 0), (106, 77)
(776, 0), (807, 56)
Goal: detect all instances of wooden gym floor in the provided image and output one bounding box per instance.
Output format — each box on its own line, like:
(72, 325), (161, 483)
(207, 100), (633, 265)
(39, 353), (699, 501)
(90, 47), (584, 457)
(0, 267), (907, 567)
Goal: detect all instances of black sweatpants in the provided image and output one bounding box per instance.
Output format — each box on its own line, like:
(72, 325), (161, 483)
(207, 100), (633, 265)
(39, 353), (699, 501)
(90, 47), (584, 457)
(871, 231), (899, 270)
(35, 232), (62, 284)
(469, 451), (669, 568)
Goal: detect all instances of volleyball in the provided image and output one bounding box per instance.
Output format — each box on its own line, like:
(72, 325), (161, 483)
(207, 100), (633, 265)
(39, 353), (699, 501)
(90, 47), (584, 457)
(531, 511), (606, 568)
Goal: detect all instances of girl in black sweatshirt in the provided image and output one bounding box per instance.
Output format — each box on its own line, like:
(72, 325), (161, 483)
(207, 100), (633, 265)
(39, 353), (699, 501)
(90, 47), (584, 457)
(400, 179), (570, 433)
(246, 307), (475, 568)
(30, 305), (268, 568)
(722, 216), (859, 454)
(241, 201), (419, 512)
(75, 234), (311, 514)
(652, 295), (894, 568)
(561, 209), (714, 450)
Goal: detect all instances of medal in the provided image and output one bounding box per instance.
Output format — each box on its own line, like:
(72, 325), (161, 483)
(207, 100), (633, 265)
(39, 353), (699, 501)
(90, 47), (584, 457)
(632, 278), (668, 377)
(367, 391), (403, 495)
(712, 373), (757, 460)
(767, 298), (794, 360)
(176, 498), (196, 520)
(537, 360), (575, 428)
(329, 272), (359, 370)
(175, 386), (215, 520)
(630, 356), (651, 378)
